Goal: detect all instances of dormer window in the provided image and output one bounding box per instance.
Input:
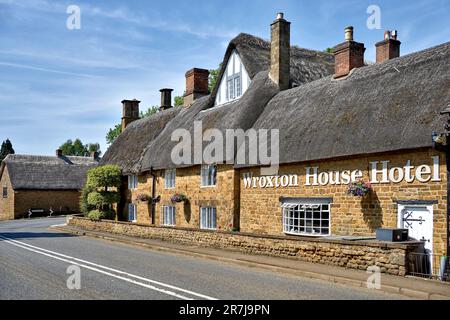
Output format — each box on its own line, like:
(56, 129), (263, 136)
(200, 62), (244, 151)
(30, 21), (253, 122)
(215, 50), (250, 106)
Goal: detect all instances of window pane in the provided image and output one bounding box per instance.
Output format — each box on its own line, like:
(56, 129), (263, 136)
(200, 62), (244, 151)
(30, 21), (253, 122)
(282, 203), (330, 236)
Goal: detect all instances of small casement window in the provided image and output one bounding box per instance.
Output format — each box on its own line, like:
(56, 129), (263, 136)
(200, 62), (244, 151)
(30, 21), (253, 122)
(128, 175), (138, 190)
(200, 207), (217, 230)
(128, 203), (137, 222)
(226, 74), (242, 101)
(2, 187), (7, 198)
(162, 206), (176, 226)
(282, 201), (331, 236)
(201, 164), (217, 187)
(164, 169), (176, 189)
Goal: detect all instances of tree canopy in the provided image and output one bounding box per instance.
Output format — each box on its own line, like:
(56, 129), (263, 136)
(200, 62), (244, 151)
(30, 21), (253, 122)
(0, 138), (15, 162)
(59, 139), (101, 157)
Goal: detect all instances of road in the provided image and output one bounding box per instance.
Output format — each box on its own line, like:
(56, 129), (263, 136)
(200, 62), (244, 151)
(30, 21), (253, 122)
(0, 218), (410, 300)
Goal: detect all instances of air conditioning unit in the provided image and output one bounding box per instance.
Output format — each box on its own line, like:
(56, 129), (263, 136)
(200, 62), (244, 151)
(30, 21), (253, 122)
(376, 228), (409, 242)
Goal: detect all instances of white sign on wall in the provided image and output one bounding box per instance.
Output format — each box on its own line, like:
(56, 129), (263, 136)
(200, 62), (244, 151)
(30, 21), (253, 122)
(243, 156), (441, 189)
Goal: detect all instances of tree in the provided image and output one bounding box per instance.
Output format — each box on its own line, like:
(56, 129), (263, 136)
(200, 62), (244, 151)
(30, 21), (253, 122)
(106, 106), (159, 146)
(209, 64), (222, 92)
(174, 95), (184, 106)
(325, 48), (333, 54)
(82, 165), (121, 220)
(0, 139), (15, 162)
(106, 124), (122, 146)
(140, 106), (158, 118)
(59, 139), (102, 156)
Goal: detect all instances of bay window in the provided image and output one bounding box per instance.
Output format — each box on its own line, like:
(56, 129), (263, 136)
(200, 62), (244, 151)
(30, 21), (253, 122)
(282, 199), (331, 236)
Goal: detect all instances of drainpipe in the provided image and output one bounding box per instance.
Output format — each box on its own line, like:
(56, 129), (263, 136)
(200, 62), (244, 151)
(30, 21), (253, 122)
(436, 105), (450, 257)
(150, 166), (156, 225)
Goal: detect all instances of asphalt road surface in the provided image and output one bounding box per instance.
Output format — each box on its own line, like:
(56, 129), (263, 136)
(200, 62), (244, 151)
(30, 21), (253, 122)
(0, 218), (410, 300)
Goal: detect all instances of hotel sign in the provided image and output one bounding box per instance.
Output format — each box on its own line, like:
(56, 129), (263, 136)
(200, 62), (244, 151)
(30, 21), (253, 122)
(243, 156), (441, 188)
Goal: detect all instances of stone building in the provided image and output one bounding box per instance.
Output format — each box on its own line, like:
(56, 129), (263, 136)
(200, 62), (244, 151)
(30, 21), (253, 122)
(101, 13), (450, 260)
(0, 151), (99, 220)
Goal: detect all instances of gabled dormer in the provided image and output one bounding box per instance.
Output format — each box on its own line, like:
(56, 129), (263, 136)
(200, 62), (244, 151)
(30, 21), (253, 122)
(214, 49), (251, 107)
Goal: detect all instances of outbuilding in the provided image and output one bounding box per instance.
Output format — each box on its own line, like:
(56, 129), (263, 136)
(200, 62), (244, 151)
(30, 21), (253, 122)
(0, 150), (99, 220)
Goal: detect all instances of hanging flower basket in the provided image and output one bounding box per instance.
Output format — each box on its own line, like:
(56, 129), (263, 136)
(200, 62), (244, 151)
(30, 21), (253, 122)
(136, 193), (151, 203)
(171, 193), (188, 203)
(347, 180), (372, 197)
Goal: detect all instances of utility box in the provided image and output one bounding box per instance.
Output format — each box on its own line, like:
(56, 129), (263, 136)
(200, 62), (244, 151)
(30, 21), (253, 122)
(376, 228), (409, 242)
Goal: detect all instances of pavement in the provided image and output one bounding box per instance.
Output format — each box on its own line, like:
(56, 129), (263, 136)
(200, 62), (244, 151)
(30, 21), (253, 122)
(0, 217), (449, 300)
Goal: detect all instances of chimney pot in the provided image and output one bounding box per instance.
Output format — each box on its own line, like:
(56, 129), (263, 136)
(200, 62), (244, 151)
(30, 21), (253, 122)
(121, 99), (140, 132)
(344, 26), (354, 41)
(333, 26), (365, 79)
(183, 68), (209, 107)
(159, 88), (173, 111)
(56, 149), (63, 157)
(376, 30), (401, 63)
(269, 12), (291, 90)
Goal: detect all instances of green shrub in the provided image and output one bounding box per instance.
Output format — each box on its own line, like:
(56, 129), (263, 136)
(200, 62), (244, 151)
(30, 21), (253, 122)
(80, 185), (95, 215)
(87, 209), (115, 221)
(86, 165), (122, 189)
(87, 191), (120, 207)
(82, 165), (122, 220)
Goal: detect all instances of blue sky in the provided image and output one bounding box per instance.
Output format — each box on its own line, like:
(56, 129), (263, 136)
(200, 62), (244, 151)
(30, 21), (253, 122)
(0, 0), (449, 156)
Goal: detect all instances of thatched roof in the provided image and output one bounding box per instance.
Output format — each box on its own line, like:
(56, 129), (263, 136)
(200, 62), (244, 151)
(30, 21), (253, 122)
(0, 154), (98, 190)
(100, 108), (180, 173)
(139, 72), (279, 171)
(210, 33), (334, 99)
(102, 32), (449, 173)
(102, 33), (333, 173)
(238, 41), (450, 167)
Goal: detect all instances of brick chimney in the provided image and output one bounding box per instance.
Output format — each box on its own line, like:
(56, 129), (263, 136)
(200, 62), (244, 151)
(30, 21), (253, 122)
(121, 99), (140, 132)
(375, 30), (401, 63)
(269, 12), (290, 90)
(56, 149), (63, 157)
(333, 26), (366, 79)
(159, 88), (173, 111)
(183, 68), (209, 107)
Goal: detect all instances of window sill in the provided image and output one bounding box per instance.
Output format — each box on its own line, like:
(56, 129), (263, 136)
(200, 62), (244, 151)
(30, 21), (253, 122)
(283, 231), (330, 238)
(200, 185), (216, 188)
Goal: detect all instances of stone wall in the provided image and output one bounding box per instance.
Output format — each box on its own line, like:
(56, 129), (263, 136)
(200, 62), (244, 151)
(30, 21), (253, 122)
(239, 149), (448, 257)
(0, 165), (14, 220)
(68, 216), (423, 276)
(14, 189), (81, 218)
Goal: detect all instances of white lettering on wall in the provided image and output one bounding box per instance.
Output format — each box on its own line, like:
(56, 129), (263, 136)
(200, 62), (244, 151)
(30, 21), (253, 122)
(243, 156), (441, 188)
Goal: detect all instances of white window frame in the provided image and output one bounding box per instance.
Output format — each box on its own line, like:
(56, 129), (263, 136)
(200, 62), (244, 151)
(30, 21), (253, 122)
(282, 201), (331, 237)
(128, 175), (138, 190)
(162, 206), (176, 226)
(201, 164), (217, 187)
(128, 203), (137, 222)
(2, 186), (7, 198)
(164, 169), (176, 189)
(200, 207), (217, 230)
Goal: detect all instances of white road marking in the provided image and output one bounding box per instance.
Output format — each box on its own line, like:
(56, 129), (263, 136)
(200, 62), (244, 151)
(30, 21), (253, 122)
(0, 235), (217, 300)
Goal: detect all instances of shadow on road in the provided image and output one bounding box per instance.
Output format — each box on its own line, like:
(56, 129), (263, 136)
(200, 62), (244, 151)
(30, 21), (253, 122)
(0, 232), (77, 241)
